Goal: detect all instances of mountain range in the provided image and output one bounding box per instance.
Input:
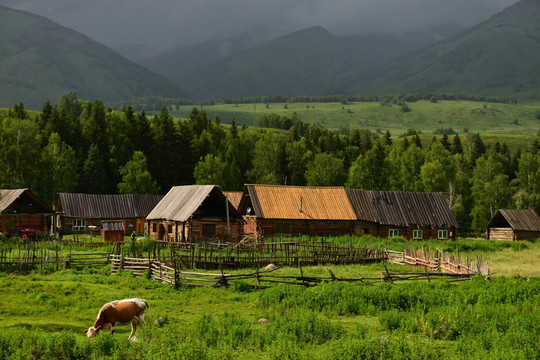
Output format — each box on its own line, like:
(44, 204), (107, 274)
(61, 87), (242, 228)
(0, 5), (186, 109)
(1, 0), (539, 109)
(336, 0), (540, 99)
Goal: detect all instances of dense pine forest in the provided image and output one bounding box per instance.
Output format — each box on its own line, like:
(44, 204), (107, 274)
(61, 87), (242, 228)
(1, 92), (540, 234)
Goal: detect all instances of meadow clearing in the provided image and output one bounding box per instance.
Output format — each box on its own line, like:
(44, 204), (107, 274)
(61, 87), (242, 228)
(0, 236), (538, 359)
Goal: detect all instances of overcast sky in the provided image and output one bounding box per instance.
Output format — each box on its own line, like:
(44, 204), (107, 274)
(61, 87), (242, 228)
(1, 0), (520, 55)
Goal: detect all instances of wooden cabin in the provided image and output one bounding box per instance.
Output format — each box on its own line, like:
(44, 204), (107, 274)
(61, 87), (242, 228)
(346, 189), (458, 240)
(146, 185), (243, 242)
(237, 185), (357, 238)
(486, 209), (540, 241)
(0, 189), (54, 238)
(57, 193), (163, 235)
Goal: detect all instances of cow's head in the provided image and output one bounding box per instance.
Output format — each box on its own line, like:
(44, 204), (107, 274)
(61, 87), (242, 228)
(84, 326), (100, 338)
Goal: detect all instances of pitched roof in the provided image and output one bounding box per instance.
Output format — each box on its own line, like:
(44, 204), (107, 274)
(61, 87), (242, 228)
(0, 189), (54, 214)
(101, 220), (125, 231)
(346, 189), (458, 228)
(487, 209), (540, 231)
(223, 191), (242, 210)
(58, 193), (163, 219)
(147, 185), (240, 222)
(238, 185), (357, 220)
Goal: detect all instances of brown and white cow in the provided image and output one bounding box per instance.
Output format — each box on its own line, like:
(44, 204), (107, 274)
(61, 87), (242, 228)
(85, 298), (150, 340)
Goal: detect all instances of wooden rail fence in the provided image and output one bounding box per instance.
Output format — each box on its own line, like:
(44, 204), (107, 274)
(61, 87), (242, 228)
(0, 244), (110, 271)
(1, 242), (490, 283)
(388, 247), (490, 279)
(134, 240), (390, 269)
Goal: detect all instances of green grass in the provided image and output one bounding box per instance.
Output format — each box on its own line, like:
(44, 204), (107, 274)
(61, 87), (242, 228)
(0, 236), (538, 360)
(169, 100), (540, 137)
(0, 265), (538, 359)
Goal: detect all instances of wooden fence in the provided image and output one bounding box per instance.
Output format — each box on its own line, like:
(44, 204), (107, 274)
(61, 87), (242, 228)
(110, 254), (483, 289)
(389, 247), (490, 279)
(0, 243), (110, 271)
(132, 240), (390, 270)
(1, 242), (490, 283)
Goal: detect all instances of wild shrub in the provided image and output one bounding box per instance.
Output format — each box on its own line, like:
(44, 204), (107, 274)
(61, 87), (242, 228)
(194, 312), (252, 349)
(264, 309), (345, 346)
(378, 309), (403, 331)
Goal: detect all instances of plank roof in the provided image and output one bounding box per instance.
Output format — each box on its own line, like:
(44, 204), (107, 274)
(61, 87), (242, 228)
(346, 189), (458, 228)
(487, 209), (540, 232)
(147, 185), (240, 222)
(101, 220), (125, 232)
(238, 185), (357, 220)
(0, 189), (54, 214)
(223, 191), (242, 210)
(58, 193), (163, 219)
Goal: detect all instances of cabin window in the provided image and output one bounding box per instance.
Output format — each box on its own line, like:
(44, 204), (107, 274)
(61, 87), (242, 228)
(276, 222), (291, 234)
(152, 222), (157, 233)
(438, 230), (448, 239)
(388, 229), (399, 237)
(202, 224), (216, 237)
(413, 230), (423, 239)
(363, 228), (370, 234)
(73, 219), (86, 231)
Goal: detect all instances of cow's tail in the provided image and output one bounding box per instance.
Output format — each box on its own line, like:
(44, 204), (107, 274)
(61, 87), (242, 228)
(144, 300), (151, 324)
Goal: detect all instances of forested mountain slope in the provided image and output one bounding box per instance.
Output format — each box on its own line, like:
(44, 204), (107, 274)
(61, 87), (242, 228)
(172, 26), (445, 101)
(337, 0), (540, 99)
(0, 6), (186, 109)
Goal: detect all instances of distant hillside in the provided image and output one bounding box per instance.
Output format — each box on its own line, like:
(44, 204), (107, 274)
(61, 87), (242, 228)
(0, 6), (187, 110)
(338, 0), (540, 99)
(140, 34), (260, 77)
(169, 26), (450, 101)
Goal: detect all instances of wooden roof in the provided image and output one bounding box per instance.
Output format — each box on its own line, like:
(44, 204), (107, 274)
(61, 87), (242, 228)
(58, 193), (163, 219)
(238, 185), (357, 220)
(0, 189), (54, 215)
(147, 185), (240, 222)
(487, 209), (540, 232)
(346, 189), (458, 228)
(101, 220), (125, 232)
(223, 191), (242, 210)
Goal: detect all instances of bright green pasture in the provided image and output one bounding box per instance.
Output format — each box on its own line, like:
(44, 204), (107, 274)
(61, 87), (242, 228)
(170, 100), (540, 135)
(0, 236), (538, 359)
(0, 265), (538, 359)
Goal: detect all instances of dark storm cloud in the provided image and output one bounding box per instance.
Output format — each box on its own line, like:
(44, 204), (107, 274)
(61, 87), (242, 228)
(0, 0), (519, 54)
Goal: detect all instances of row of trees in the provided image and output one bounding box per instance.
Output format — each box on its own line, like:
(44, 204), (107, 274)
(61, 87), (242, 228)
(1, 94), (539, 233)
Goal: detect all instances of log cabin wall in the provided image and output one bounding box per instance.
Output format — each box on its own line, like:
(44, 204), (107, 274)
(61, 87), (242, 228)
(488, 227), (514, 240)
(188, 219), (244, 242)
(0, 214), (48, 234)
(255, 219), (355, 237)
(515, 230), (540, 241)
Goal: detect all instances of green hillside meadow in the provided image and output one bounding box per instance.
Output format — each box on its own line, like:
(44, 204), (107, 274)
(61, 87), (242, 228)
(167, 100), (540, 149)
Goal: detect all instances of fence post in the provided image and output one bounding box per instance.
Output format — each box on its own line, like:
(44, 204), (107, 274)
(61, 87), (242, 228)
(148, 251), (152, 278)
(120, 246), (124, 270)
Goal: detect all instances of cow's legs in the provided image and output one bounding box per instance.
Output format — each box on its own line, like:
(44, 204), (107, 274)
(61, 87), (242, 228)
(128, 322), (137, 340)
(103, 323), (114, 334)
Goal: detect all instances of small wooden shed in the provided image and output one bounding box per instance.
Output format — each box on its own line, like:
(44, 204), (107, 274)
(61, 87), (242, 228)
(486, 209), (540, 241)
(0, 189), (54, 237)
(147, 185), (244, 242)
(101, 220), (125, 242)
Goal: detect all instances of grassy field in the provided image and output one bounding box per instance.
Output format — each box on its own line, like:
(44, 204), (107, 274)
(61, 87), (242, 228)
(168, 100), (540, 136)
(0, 237), (538, 359)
